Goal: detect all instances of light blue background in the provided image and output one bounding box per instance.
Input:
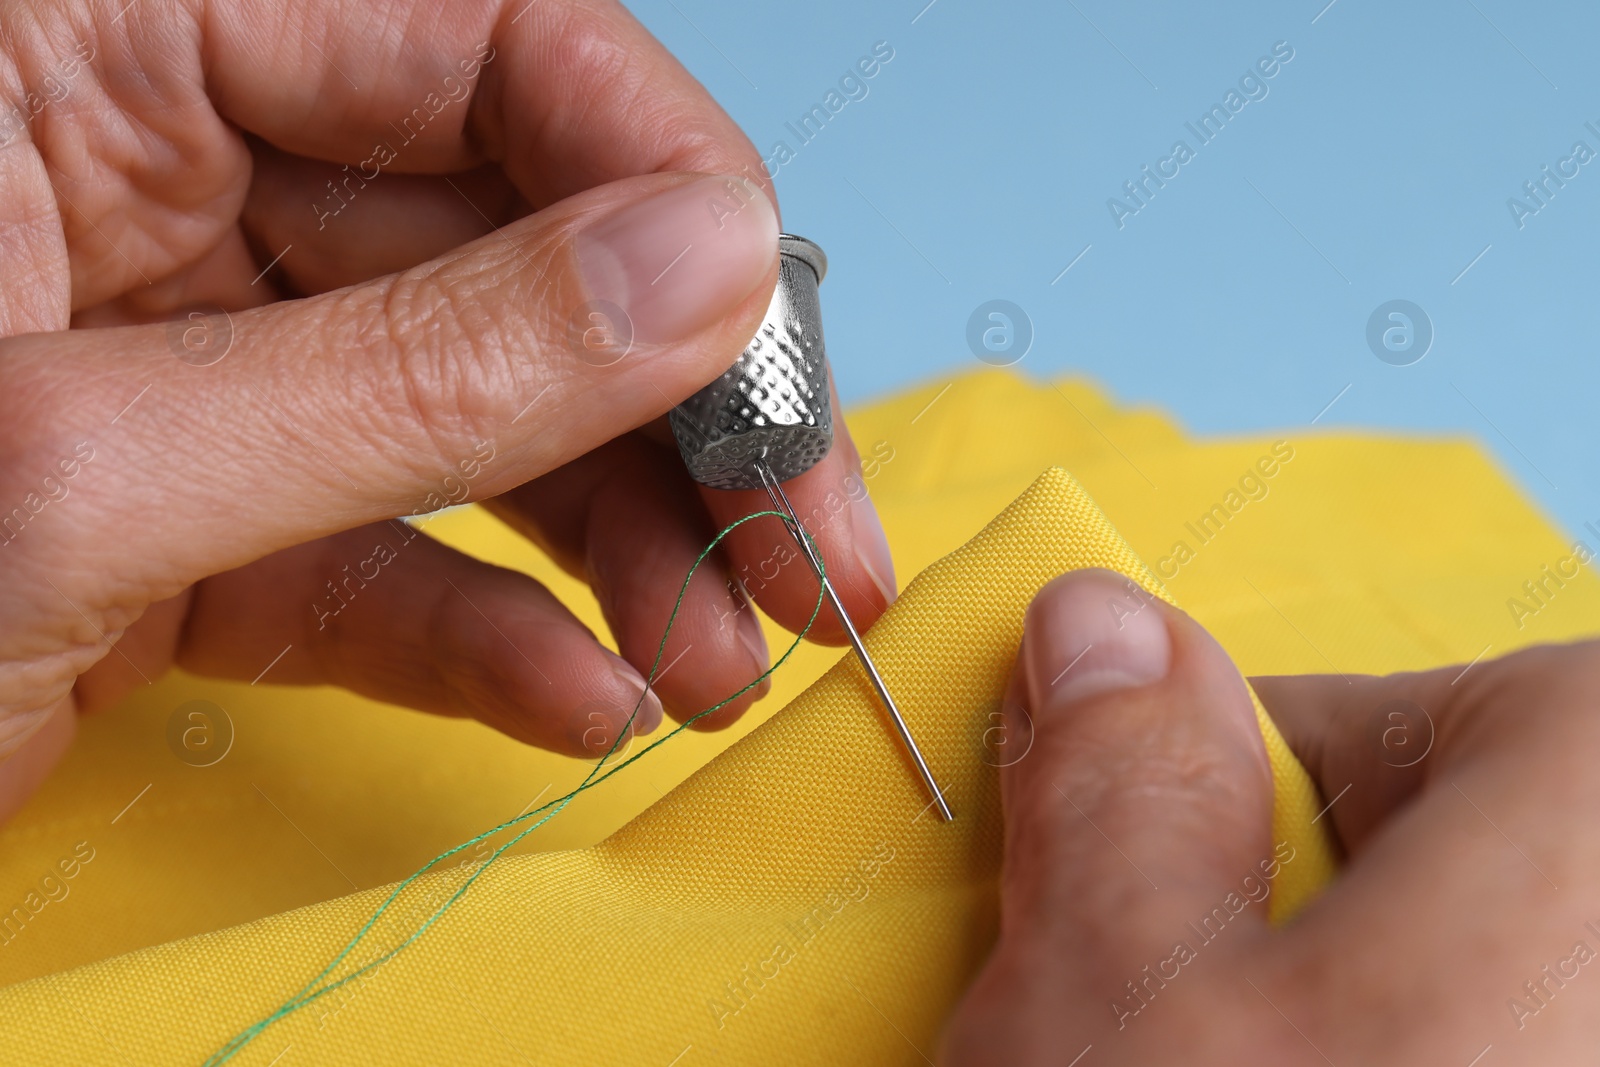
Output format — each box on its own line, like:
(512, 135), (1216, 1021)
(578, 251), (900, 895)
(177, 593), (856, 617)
(628, 0), (1600, 542)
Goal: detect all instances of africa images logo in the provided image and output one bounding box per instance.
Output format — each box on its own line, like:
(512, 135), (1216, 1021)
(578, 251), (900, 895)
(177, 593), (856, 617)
(1106, 41), (1296, 229)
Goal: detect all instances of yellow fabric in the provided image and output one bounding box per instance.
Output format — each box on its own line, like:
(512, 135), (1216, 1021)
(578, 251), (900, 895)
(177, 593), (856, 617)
(0, 369), (1596, 1065)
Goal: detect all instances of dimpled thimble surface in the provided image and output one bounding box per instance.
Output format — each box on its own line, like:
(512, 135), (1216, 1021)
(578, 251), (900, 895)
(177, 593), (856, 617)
(670, 234), (833, 491)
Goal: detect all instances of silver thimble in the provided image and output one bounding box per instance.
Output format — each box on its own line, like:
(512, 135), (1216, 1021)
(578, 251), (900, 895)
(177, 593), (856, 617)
(670, 234), (833, 491)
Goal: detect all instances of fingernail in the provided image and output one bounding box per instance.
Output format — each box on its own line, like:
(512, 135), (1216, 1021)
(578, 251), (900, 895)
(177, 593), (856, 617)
(1023, 568), (1170, 709)
(850, 492), (898, 610)
(610, 659), (664, 736)
(576, 175), (779, 344)
(735, 603), (772, 699)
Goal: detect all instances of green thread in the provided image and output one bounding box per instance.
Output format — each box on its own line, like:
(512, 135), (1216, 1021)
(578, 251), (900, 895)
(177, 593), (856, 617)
(205, 509), (824, 1065)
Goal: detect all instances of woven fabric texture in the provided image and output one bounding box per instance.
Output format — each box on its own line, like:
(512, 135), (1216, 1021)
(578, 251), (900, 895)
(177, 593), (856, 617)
(0, 467), (1333, 1066)
(1, 370), (1595, 1065)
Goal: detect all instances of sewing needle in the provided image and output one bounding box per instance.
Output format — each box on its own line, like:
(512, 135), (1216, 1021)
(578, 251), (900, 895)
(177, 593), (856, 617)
(753, 459), (954, 821)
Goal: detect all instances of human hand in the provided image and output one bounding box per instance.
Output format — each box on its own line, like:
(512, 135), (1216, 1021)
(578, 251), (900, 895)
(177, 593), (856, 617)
(941, 568), (1600, 1065)
(0, 0), (897, 823)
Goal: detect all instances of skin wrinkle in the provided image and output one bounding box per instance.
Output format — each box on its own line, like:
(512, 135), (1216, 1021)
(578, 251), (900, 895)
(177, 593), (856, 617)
(0, 0), (894, 837)
(492, 3), (753, 208)
(585, 501), (672, 621)
(434, 625), (519, 731)
(0, 3), (76, 105)
(202, 0), (494, 163)
(371, 260), (522, 482)
(293, 531), (360, 689)
(493, 4), (625, 192)
(95, 381), (323, 573)
(0, 221), (68, 325)
(575, 448), (763, 723)
(253, 281), (435, 496)
(109, 0), (272, 306)
(423, 566), (524, 726)
(1015, 782), (1259, 920)
(0, 635), (98, 721)
(1279, 653), (1550, 859)
(0, 706), (59, 761)
(247, 146), (526, 276)
(458, 600), (600, 751)
(360, 0), (425, 92)
(0, 22), (74, 333)
(35, 54), (160, 297)
(1040, 723), (1267, 845)
(387, 10), (490, 157)
(37, 49), (241, 307)
(380, 0), (494, 128)
(80, 222), (259, 321)
(979, 636), (1600, 1064)
(1443, 648), (1566, 766)
(346, 573), (451, 700)
(18, 0), (763, 324)
(14, 563), (156, 677)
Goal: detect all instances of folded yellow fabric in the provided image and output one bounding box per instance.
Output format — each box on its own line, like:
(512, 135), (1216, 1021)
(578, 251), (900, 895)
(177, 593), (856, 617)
(2, 466), (1329, 1066)
(1, 370), (1595, 1065)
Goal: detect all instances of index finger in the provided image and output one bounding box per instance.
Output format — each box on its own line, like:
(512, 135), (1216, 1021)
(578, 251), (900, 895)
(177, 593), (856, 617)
(177, 0), (773, 207)
(697, 401), (899, 645)
(1251, 641), (1600, 856)
(185, 0), (903, 639)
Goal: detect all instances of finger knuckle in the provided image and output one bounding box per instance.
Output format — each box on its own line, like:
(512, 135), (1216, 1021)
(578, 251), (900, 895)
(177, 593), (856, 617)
(0, 340), (109, 562)
(345, 266), (526, 473)
(540, 4), (760, 177)
(1049, 721), (1263, 836)
(1449, 639), (1600, 741)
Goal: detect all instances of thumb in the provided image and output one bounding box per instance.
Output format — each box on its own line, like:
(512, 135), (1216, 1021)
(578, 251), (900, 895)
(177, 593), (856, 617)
(0, 171), (779, 593)
(946, 569), (1279, 1060)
